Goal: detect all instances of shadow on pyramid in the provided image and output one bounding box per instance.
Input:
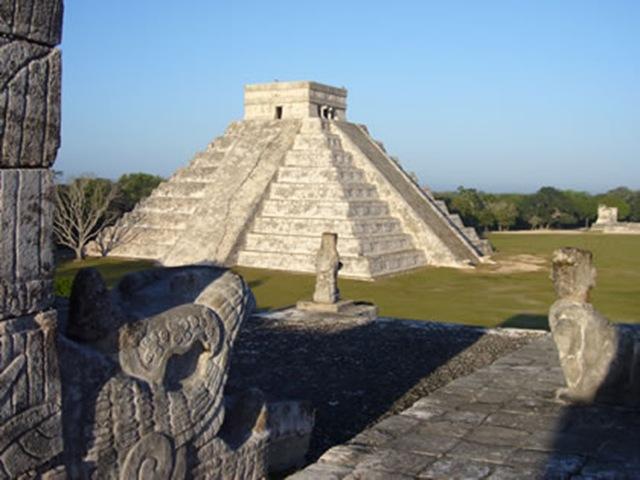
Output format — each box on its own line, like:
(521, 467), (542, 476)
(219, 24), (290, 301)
(109, 81), (491, 280)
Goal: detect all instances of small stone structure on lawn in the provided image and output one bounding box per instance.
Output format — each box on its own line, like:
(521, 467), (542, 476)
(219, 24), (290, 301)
(549, 247), (640, 405)
(297, 233), (377, 320)
(108, 81), (492, 279)
(592, 204), (640, 233)
(312, 233), (341, 304)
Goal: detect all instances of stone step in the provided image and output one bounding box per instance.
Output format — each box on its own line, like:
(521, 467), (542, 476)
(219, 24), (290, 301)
(243, 233), (414, 256)
(138, 196), (201, 214)
(191, 151), (225, 168)
(463, 227), (480, 242)
(284, 149), (353, 167)
(250, 216), (403, 237)
(434, 200), (448, 212)
(260, 199), (390, 219)
(269, 182), (379, 201)
(123, 226), (182, 246)
(478, 239), (493, 255)
(299, 118), (330, 133)
(135, 211), (192, 229)
(236, 250), (371, 278)
(277, 166), (365, 183)
(173, 166), (219, 182)
(236, 248), (425, 279)
(292, 133), (342, 150)
(449, 213), (464, 229)
(152, 181), (209, 199)
(367, 249), (426, 277)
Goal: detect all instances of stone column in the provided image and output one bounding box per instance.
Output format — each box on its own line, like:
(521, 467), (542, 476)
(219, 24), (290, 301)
(0, 1), (64, 476)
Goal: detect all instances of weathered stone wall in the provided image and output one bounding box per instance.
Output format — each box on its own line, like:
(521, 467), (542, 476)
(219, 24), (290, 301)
(244, 81), (347, 120)
(0, 0), (64, 476)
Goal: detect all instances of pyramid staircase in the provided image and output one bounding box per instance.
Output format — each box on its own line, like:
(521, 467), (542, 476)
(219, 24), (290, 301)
(236, 119), (427, 278)
(113, 120), (298, 261)
(431, 199), (492, 255)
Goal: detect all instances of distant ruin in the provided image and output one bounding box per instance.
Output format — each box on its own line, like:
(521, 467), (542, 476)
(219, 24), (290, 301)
(110, 81), (491, 279)
(592, 204), (640, 233)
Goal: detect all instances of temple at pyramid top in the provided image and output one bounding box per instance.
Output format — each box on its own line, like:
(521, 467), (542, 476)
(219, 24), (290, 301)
(244, 81), (348, 121)
(109, 81), (491, 279)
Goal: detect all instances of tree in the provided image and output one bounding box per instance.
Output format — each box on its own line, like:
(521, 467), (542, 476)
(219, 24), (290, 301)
(564, 190), (598, 227)
(116, 173), (164, 212)
(487, 200), (518, 231)
(93, 213), (139, 257)
(54, 177), (119, 260)
(450, 187), (486, 228)
(520, 187), (575, 229)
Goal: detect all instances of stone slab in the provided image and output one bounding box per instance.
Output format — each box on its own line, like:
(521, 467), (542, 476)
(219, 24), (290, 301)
(0, 0), (63, 46)
(294, 302), (378, 322)
(288, 336), (640, 478)
(0, 310), (63, 477)
(0, 169), (55, 319)
(0, 40), (61, 168)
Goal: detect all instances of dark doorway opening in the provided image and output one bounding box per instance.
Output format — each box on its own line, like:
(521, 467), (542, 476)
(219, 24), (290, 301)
(275, 106), (283, 119)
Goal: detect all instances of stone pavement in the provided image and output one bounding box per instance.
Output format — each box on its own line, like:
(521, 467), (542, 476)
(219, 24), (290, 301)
(289, 336), (640, 479)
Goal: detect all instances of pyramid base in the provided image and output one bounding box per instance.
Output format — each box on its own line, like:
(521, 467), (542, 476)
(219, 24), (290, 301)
(296, 300), (377, 321)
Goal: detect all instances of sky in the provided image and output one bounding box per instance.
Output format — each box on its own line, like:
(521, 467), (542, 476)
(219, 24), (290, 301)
(57, 1), (640, 193)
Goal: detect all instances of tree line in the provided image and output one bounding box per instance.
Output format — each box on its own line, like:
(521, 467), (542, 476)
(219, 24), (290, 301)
(53, 173), (639, 261)
(434, 186), (640, 231)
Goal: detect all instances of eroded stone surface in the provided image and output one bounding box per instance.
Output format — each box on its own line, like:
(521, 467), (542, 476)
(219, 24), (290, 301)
(0, 41), (61, 168)
(1, 3), (63, 476)
(0, 169), (55, 319)
(549, 247), (640, 405)
(0, 311), (63, 477)
(312, 233), (341, 304)
(0, 0), (63, 46)
(58, 266), (275, 479)
(289, 336), (640, 479)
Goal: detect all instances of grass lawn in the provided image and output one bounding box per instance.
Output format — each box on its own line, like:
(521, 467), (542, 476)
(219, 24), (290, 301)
(55, 233), (640, 329)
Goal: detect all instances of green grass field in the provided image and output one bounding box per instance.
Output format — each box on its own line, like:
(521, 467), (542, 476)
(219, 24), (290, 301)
(55, 233), (640, 329)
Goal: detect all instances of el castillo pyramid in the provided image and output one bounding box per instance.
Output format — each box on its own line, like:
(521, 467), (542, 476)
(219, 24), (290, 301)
(111, 81), (491, 279)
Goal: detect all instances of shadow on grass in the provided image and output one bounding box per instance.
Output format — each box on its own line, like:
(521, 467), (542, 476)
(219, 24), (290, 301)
(227, 317), (488, 463)
(501, 314), (549, 330)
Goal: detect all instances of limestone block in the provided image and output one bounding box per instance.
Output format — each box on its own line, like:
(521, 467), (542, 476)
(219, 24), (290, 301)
(0, 39), (61, 168)
(0, 169), (55, 319)
(0, 0), (63, 46)
(549, 247), (640, 405)
(0, 311), (63, 477)
(313, 233), (341, 304)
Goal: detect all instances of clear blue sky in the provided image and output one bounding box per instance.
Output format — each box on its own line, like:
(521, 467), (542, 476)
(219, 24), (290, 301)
(58, 0), (639, 193)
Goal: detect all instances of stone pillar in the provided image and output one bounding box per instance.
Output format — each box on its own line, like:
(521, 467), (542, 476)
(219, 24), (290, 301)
(0, 1), (64, 476)
(312, 232), (341, 304)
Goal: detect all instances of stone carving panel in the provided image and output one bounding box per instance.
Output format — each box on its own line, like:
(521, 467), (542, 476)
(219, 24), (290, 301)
(0, 311), (63, 478)
(0, 40), (61, 168)
(0, 169), (55, 319)
(0, 0), (63, 46)
(58, 266), (272, 479)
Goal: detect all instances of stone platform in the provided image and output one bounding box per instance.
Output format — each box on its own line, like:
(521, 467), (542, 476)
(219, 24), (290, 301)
(289, 336), (640, 479)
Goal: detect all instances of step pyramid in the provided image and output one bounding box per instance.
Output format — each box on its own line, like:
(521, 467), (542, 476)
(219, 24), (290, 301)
(111, 81), (491, 279)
